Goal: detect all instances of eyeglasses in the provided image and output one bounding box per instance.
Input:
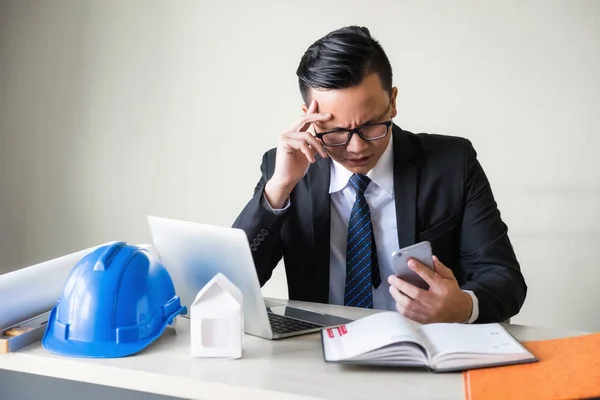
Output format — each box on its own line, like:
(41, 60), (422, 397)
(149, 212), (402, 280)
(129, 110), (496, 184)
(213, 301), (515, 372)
(315, 120), (392, 147)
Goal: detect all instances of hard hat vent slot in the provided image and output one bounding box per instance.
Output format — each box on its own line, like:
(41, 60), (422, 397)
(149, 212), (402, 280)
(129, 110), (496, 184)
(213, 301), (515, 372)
(93, 242), (127, 271)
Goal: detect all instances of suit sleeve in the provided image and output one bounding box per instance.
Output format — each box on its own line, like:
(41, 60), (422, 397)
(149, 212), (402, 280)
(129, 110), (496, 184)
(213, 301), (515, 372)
(232, 150), (288, 286)
(459, 140), (527, 323)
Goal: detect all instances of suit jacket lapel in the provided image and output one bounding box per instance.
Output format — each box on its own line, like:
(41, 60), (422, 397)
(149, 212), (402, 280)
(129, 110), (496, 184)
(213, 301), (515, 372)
(306, 126), (417, 303)
(307, 156), (331, 304)
(392, 125), (417, 248)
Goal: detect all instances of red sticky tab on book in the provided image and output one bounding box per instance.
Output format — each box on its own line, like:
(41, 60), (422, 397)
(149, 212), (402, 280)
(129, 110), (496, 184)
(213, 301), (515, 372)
(337, 325), (347, 336)
(326, 328), (334, 338)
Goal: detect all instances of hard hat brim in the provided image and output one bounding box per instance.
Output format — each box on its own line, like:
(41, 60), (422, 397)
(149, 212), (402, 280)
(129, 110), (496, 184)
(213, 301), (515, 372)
(42, 305), (186, 358)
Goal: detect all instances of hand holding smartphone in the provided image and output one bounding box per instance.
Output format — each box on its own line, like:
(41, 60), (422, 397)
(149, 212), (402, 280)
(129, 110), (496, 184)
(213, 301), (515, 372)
(391, 241), (434, 290)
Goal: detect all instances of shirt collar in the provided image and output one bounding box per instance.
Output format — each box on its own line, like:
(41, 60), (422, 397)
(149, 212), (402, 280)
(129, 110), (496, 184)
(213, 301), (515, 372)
(329, 134), (394, 199)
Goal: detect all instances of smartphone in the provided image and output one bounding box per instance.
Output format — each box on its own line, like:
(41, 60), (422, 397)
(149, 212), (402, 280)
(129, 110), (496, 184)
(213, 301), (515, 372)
(391, 241), (434, 290)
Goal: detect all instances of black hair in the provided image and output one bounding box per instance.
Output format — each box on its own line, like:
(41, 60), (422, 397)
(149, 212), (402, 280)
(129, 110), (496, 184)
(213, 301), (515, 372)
(296, 26), (393, 103)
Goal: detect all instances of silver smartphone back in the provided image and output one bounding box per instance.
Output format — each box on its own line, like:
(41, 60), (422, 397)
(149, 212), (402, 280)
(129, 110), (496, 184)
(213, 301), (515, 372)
(391, 241), (434, 290)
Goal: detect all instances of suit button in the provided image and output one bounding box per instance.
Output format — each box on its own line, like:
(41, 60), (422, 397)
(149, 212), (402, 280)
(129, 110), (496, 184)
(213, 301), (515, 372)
(257, 233), (265, 241)
(253, 238), (260, 246)
(250, 244), (257, 251)
(261, 228), (269, 236)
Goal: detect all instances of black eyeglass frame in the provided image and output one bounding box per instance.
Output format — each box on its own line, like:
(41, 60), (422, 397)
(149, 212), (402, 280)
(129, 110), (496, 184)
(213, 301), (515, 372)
(314, 120), (393, 147)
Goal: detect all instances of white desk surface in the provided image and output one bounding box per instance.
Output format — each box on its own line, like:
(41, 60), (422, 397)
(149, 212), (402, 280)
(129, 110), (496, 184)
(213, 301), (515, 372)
(0, 299), (587, 400)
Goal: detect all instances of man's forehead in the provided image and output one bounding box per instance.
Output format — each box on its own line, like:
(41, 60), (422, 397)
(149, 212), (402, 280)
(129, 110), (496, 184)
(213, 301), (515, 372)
(312, 97), (387, 129)
(310, 88), (382, 108)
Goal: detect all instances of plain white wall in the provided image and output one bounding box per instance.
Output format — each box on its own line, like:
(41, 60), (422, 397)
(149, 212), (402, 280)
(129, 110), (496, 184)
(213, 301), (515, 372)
(0, 3), (24, 270)
(1, 0), (599, 331)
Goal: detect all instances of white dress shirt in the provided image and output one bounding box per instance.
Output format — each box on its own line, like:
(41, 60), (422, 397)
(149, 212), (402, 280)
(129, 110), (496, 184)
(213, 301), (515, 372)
(263, 134), (479, 322)
(327, 134), (398, 310)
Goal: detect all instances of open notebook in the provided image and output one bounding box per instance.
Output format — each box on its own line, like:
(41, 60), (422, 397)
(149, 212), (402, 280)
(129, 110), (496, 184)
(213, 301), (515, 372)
(321, 312), (537, 372)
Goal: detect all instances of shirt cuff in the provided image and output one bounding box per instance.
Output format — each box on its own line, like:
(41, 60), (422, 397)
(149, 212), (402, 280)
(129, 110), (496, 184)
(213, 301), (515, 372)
(261, 193), (290, 215)
(462, 290), (479, 324)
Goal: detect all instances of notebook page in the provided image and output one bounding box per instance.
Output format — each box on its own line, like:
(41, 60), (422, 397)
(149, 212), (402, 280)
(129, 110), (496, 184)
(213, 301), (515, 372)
(322, 311), (426, 362)
(418, 323), (529, 359)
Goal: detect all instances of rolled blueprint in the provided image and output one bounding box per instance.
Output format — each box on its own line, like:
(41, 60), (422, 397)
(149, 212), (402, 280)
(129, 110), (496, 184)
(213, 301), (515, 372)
(0, 242), (113, 329)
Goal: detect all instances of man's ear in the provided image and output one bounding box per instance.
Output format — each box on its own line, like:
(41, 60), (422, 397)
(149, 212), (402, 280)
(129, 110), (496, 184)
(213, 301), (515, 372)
(390, 87), (398, 118)
(302, 97), (317, 114)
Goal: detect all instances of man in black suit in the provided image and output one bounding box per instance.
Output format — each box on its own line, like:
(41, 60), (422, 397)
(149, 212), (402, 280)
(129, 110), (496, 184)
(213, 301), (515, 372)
(233, 26), (526, 324)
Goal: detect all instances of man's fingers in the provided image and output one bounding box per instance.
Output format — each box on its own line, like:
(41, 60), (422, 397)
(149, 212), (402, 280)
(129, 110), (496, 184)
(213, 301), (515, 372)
(391, 287), (431, 324)
(296, 113), (332, 132)
(432, 256), (455, 280)
(284, 132), (328, 158)
(395, 302), (428, 324)
(283, 138), (317, 162)
(294, 100), (316, 132)
(408, 259), (439, 286)
(293, 111), (332, 132)
(387, 275), (426, 301)
(389, 283), (411, 306)
(299, 141), (317, 163)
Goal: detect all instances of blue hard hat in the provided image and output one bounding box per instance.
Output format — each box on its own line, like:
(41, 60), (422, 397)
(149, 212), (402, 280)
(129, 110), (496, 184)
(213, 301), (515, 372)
(42, 242), (187, 358)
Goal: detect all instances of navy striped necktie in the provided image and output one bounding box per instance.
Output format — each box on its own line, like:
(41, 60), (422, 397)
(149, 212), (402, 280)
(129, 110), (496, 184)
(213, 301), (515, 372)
(344, 174), (381, 308)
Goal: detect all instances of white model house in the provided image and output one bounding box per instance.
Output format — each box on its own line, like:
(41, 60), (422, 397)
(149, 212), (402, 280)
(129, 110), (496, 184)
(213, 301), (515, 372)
(190, 272), (243, 358)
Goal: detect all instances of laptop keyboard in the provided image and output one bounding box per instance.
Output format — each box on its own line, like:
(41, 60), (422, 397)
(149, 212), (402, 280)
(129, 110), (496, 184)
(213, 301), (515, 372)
(267, 312), (323, 335)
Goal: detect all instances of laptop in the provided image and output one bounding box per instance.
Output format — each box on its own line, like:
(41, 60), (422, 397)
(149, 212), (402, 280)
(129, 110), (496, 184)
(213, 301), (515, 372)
(147, 215), (353, 339)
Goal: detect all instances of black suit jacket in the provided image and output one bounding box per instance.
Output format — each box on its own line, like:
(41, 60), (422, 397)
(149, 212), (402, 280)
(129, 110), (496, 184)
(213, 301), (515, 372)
(233, 125), (527, 323)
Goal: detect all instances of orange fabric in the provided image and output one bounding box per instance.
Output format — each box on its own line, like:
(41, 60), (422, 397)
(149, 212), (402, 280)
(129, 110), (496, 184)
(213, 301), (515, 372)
(463, 332), (600, 400)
